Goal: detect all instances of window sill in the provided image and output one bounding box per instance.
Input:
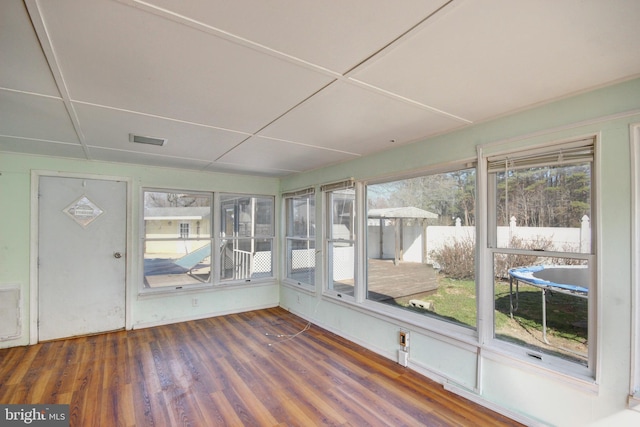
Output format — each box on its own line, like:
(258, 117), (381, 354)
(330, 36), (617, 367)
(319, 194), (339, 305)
(281, 280), (316, 294)
(319, 290), (479, 352)
(481, 342), (597, 393)
(629, 394), (640, 412)
(138, 278), (276, 298)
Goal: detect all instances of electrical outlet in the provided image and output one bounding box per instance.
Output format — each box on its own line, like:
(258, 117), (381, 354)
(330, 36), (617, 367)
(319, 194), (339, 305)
(192, 297), (199, 307)
(399, 330), (409, 348)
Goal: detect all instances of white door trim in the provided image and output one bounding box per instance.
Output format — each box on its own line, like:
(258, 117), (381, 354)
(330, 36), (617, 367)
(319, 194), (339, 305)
(29, 170), (133, 343)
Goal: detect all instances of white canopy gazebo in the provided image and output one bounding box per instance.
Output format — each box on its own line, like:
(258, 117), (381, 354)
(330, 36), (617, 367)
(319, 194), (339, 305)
(368, 207), (438, 265)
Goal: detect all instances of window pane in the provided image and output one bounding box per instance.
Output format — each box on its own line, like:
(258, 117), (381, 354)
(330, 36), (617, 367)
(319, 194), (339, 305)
(220, 194), (274, 237)
(287, 196), (315, 237)
(219, 194), (274, 282)
(286, 194), (315, 286)
(255, 197), (274, 236)
(494, 163), (591, 253)
(287, 238), (316, 285)
(328, 241), (354, 296)
(144, 239), (211, 287)
(327, 188), (355, 296)
(144, 191), (211, 239)
(330, 189), (355, 239)
(220, 238), (272, 281)
(366, 168), (477, 329)
(494, 254), (589, 365)
(143, 190), (212, 289)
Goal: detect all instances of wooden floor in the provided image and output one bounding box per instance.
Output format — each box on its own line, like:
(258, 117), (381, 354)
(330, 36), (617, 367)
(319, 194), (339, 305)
(0, 307), (522, 426)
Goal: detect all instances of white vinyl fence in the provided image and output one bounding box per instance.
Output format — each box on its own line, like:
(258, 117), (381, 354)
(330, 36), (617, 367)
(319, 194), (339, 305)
(298, 216), (591, 282)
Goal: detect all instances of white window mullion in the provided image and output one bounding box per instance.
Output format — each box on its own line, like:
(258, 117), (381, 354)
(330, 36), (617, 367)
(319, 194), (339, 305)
(355, 181), (366, 303)
(630, 123), (640, 404)
(477, 145), (493, 348)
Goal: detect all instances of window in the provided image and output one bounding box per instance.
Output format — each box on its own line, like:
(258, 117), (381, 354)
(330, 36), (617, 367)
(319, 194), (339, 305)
(324, 181), (356, 298)
(179, 223), (190, 239)
(143, 190), (212, 288)
(366, 166), (477, 329)
(486, 138), (595, 371)
(284, 189), (316, 287)
(142, 190), (275, 291)
(220, 194), (274, 281)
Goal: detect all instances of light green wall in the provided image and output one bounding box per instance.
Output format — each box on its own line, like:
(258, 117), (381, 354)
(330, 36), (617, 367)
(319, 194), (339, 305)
(0, 155), (280, 347)
(280, 78), (640, 426)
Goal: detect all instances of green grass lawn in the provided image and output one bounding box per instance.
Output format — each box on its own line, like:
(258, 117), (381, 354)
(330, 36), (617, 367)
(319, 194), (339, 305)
(403, 276), (588, 363)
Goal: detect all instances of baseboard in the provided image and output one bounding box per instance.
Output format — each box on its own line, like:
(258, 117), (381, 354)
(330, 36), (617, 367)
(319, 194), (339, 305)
(132, 302), (278, 330)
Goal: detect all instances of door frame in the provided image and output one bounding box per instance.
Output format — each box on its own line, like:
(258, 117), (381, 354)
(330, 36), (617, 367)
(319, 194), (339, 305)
(29, 170), (133, 344)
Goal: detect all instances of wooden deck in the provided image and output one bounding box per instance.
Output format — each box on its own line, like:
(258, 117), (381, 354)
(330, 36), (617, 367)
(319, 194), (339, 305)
(0, 307), (522, 426)
(367, 258), (439, 302)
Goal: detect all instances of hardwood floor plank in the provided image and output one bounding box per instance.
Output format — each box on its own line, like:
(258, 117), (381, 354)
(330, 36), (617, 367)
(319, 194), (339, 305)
(254, 351), (350, 425)
(4, 344), (40, 385)
(0, 308), (523, 426)
(216, 356), (279, 425)
(25, 367), (53, 403)
(210, 390), (246, 426)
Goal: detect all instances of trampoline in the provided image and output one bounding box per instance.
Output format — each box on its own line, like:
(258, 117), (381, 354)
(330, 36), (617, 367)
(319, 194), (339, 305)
(508, 265), (589, 344)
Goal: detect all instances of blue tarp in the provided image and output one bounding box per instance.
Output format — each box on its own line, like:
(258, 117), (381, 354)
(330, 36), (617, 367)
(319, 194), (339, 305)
(144, 244), (211, 276)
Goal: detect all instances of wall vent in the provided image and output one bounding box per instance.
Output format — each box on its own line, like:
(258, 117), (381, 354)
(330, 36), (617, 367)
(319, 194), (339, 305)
(129, 133), (167, 147)
(0, 285), (21, 341)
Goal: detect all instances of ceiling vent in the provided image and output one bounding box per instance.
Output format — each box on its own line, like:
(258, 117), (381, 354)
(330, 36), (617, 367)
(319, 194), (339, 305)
(129, 133), (167, 147)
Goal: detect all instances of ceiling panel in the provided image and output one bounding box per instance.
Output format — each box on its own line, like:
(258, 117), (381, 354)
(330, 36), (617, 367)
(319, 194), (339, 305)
(38, 0), (334, 131)
(75, 103), (249, 162)
(0, 136), (86, 159)
(352, 0), (640, 122)
(88, 147), (213, 171)
(202, 161), (294, 178)
(0, 1), (60, 96)
(0, 91), (79, 143)
(144, 0), (451, 74)
(258, 80), (465, 155)
(217, 136), (360, 173)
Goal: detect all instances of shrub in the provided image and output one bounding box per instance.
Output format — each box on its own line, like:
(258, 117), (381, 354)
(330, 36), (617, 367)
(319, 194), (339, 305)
(430, 236), (475, 280)
(431, 235), (556, 280)
(493, 235), (553, 279)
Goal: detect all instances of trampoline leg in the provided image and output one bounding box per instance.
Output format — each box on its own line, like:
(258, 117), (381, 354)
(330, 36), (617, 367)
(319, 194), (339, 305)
(542, 289), (550, 345)
(509, 277), (519, 319)
(509, 277), (513, 319)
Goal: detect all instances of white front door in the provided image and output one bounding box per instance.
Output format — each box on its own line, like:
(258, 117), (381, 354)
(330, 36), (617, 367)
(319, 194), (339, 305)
(38, 176), (126, 341)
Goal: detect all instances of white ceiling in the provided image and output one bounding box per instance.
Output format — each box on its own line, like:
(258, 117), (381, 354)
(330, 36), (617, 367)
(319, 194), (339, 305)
(1, 0), (639, 177)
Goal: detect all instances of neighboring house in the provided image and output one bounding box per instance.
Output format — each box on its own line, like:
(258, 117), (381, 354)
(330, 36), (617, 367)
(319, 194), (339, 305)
(144, 207), (211, 256)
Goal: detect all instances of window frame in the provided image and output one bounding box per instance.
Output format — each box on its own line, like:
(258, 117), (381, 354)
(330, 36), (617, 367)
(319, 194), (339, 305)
(362, 163), (479, 336)
(480, 136), (598, 380)
(323, 180), (358, 301)
(283, 188), (316, 290)
(630, 123), (640, 408)
(219, 193), (275, 284)
(179, 222), (190, 239)
(140, 188), (214, 292)
(139, 188), (276, 294)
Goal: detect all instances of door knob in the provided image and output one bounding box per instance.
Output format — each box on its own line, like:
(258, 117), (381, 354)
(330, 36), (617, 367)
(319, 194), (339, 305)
(113, 252), (122, 259)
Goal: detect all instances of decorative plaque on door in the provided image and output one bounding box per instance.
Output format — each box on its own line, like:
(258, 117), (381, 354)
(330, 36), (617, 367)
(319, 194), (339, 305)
(63, 195), (104, 228)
